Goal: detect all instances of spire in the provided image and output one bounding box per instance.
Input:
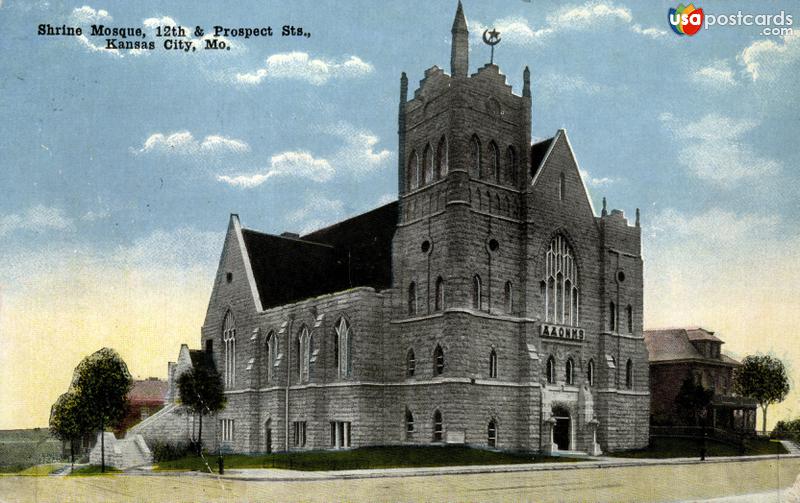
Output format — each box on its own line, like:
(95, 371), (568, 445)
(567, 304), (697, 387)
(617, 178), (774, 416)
(523, 66), (531, 98)
(451, 1), (469, 77)
(602, 197), (608, 217)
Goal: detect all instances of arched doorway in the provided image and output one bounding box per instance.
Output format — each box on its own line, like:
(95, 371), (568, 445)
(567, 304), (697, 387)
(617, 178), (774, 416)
(264, 418), (272, 454)
(552, 406), (570, 450)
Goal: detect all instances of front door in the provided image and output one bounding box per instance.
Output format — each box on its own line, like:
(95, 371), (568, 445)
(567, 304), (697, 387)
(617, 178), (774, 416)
(552, 407), (571, 450)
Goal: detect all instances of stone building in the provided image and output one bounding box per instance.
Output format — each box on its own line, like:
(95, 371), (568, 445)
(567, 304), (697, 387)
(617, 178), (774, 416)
(133, 2), (650, 455)
(644, 327), (756, 432)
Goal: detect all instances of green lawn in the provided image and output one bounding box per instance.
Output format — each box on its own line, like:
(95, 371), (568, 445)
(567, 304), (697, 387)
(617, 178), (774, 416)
(608, 436), (787, 459)
(156, 445), (579, 472)
(16, 464), (64, 476)
(0, 429), (65, 471)
(68, 465), (121, 476)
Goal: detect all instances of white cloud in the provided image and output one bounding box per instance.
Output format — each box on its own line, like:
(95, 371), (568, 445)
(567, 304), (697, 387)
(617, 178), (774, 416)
(738, 29), (800, 81)
(579, 169), (615, 187)
(471, 1), (662, 46)
(81, 208), (110, 222)
(648, 207), (778, 244)
(326, 123), (392, 174)
(134, 131), (250, 156)
(217, 151), (334, 188)
(0, 206), (74, 237)
(660, 113), (781, 184)
(233, 52), (373, 86)
(285, 194), (347, 234)
(69, 5), (112, 24)
(76, 34), (121, 57)
(692, 60), (737, 88)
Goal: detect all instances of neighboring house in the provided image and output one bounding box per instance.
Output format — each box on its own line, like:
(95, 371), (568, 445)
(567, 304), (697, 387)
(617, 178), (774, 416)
(135, 3), (650, 455)
(117, 378), (168, 434)
(644, 327), (756, 432)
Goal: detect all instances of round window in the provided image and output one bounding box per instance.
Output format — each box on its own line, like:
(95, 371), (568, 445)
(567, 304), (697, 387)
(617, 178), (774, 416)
(616, 270), (626, 283)
(421, 240), (431, 253)
(488, 239), (499, 252)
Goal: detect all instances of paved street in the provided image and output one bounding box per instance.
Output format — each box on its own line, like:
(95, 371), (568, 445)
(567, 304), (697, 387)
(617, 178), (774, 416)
(0, 457), (798, 503)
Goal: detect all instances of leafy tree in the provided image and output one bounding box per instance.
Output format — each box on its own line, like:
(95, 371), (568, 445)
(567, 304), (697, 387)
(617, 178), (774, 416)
(734, 354), (790, 434)
(49, 391), (88, 469)
(676, 376), (714, 426)
(177, 361), (226, 454)
(72, 348), (133, 472)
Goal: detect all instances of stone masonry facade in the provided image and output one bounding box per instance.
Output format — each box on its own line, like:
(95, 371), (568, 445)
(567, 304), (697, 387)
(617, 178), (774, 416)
(141, 2), (650, 455)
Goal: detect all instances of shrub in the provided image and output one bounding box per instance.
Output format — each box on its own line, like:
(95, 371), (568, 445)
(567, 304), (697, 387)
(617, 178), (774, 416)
(771, 419), (800, 441)
(150, 440), (200, 462)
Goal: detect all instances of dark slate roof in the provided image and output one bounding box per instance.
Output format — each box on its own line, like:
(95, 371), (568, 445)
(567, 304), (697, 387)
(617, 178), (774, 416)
(643, 328), (739, 365)
(530, 137), (554, 177)
(685, 327), (723, 343)
(127, 379), (167, 404)
(241, 202), (398, 310)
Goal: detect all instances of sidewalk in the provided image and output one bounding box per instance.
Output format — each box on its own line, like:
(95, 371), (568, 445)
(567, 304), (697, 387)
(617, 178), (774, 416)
(125, 451), (800, 482)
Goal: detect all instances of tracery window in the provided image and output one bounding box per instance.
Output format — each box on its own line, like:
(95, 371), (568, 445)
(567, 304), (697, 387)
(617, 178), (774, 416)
(423, 144), (434, 185)
(489, 349), (498, 378)
(488, 141), (500, 182)
(408, 151), (420, 190)
(335, 317), (351, 379)
(298, 325), (311, 383)
(436, 136), (448, 179)
(546, 356), (556, 384)
(566, 358), (575, 385)
(222, 311), (236, 388)
(265, 330), (276, 383)
(470, 135), (481, 177)
(505, 146), (517, 185)
(543, 236), (579, 325)
(587, 359), (595, 386)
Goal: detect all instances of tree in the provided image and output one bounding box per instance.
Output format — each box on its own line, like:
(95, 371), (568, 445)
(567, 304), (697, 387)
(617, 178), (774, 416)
(72, 348), (133, 472)
(177, 361), (226, 455)
(49, 391), (88, 469)
(735, 355), (790, 434)
(676, 376), (714, 426)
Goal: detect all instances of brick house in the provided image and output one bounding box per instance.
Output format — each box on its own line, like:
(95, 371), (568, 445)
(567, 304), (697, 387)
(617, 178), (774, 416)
(115, 378), (168, 434)
(132, 2), (650, 455)
(644, 327), (756, 432)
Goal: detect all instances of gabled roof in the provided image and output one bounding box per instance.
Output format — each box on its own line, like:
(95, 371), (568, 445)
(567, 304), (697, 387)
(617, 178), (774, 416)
(128, 379), (167, 404)
(644, 327), (738, 365)
(238, 202), (398, 310)
(530, 137), (554, 176)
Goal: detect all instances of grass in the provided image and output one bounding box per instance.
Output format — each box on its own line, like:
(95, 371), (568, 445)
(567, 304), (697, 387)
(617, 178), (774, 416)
(608, 436), (788, 459)
(16, 464), (64, 476)
(0, 428), (65, 470)
(156, 445), (580, 472)
(69, 465), (121, 476)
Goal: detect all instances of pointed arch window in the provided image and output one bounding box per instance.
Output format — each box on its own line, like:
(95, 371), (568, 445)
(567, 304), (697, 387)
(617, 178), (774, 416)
(489, 349), (498, 378)
(335, 317), (351, 379)
(297, 325), (311, 383)
(546, 356), (556, 384)
(436, 136), (448, 179)
(407, 151), (420, 191)
(505, 146), (517, 185)
(434, 276), (444, 312)
(504, 281), (513, 314)
(609, 302), (617, 332)
(408, 282), (417, 316)
(472, 275), (482, 311)
(626, 305), (633, 333)
(626, 359), (633, 389)
(488, 141), (500, 182)
(433, 409), (443, 442)
(434, 344), (445, 375)
(222, 311), (236, 388)
(265, 330), (276, 384)
(488, 419), (497, 447)
(587, 359), (595, 386)
(423, 144), (434, 185)
(566, 358), (575, 385)
(559, 172), (566, 200)
(406, 348), (416, 377)
(543, 236), (579, 325)
(470, 135), (481, 178)
(405, 408), (415, 439)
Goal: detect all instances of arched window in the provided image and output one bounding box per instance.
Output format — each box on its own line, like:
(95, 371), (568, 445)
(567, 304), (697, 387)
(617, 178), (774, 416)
(222, 311), (236, 388)
(626, 305), (633, 333)
(335, 317), (351, 379)
(433, 409), (443, 442)
(298, 325), (311, 383)
(434, 344), (445, 375)
(405, 408), (414, 438)
(626, 359), (633, 389)
(408, 282), (417, 316)
(423, 144), (434, 185)
(472, 275), (482, 311)
(587, 359), (595, 386)
(609, 302), (617, 331)
(407, 151), (420, 191)
(566, 358), (574, 385)
(543, 236), (579, 325)
(406, 348), (416, 377)
(435, 276), (444, 312)
(436, 136), (448, 179)
(488, 141), (500, 182)
(489, 349), (498, 378)
(265, 330), (276, 384)
(505, 146), (517, 185)
(558, 172), (566, 200)
(470, 135), (481, 178)
(504, 281), (513, 314)
(546, 356), (556, 384)
(488, 419), (497, 447)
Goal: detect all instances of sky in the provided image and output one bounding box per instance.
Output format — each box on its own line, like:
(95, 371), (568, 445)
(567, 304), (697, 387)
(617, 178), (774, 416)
(0, 0), (798, 430)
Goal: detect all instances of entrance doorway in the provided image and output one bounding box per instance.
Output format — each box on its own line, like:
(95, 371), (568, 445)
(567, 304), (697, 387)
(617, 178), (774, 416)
(552, 406), (571, 450)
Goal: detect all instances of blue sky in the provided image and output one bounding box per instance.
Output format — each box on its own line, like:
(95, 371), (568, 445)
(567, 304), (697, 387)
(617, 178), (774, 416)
(1, 0), (799, 428)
